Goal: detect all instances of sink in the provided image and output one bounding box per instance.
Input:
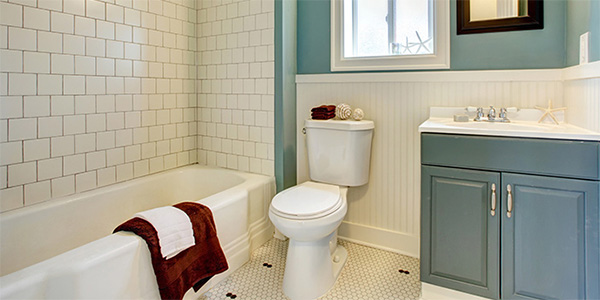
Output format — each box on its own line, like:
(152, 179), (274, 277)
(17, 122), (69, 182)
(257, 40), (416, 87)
(419, 108), (600, 141)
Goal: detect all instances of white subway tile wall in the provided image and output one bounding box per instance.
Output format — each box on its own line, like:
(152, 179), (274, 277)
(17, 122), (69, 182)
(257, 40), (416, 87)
(0, 0), (283, 212)
(196, 0), (275, 176)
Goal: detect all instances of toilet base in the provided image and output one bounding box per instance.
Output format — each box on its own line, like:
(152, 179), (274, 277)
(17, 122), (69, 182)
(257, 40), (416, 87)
(282, 233), (348, 300)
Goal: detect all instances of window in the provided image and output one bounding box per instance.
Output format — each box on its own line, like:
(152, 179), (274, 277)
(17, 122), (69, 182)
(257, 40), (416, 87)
(331, 0), (450, 71)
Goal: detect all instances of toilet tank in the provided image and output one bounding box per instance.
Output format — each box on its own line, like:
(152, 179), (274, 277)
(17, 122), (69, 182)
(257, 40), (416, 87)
(305, 119), (374, 187)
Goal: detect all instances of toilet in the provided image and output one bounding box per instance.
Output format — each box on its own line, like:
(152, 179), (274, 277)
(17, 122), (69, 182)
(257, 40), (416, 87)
(269, 119), (374, 300)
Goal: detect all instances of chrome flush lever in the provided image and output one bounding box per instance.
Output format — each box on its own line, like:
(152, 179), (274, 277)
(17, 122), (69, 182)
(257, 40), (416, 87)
(490, 183), (496, 216)
(507, 184), (513, 218)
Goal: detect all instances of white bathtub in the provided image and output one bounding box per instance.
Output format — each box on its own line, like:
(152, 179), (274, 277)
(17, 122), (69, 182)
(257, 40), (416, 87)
(0, 165), (276, 299)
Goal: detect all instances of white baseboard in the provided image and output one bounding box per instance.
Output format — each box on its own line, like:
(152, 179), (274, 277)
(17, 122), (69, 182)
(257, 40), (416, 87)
(337, 221), (419, 258)
(420, 283), (490, 300)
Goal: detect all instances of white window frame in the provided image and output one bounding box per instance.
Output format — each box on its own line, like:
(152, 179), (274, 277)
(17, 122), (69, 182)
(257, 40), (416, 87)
(331, 0), (450, 72)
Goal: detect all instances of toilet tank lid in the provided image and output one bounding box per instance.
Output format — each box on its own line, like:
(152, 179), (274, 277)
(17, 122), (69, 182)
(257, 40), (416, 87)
(305, 119), (374, 131)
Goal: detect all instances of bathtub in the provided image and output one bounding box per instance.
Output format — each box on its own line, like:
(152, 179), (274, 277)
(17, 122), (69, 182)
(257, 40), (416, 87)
(0, 165), (276, 299)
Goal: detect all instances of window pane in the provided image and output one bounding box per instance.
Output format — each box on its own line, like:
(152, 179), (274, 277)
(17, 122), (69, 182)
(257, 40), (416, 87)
(343, 0), (433, 58)
(394, 0), (433, 55)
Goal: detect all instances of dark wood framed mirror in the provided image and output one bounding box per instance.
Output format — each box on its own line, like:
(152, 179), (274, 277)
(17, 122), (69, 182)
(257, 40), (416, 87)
(457, 0), (543, 34)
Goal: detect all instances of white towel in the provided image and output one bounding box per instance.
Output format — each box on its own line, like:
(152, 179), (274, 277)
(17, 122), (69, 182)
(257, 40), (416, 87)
(134, 206), (195, 260)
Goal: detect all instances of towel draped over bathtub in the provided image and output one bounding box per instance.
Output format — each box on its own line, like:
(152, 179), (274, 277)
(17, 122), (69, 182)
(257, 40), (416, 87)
(114, 202), (229, 300)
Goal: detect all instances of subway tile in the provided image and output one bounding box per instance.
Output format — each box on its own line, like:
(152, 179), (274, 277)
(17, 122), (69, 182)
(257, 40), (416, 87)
(51, 11), (74, 34)
(96, 94), (115, 112)
(1, 25), (8, 49)
(51, 54), (75, 74)
(0, 186), (23, 212)
(0, 50), (22, 73)
(9, 118), (37, 141)
(97, 57), (115, 76)
(37, 31), (62, 53)
(75, 95), (96, 114)
(0, 165), (6, 189)
(106, 112), (124, 130)
(63, 35), (85, 55)
(38, 116), (62, 138)
(85, 37), (105, 57)
(75, 133), (96, 153)
(38, 0), (62, 11)
(115, 24), (132, 42)
(106, 3), (124, 23)
(124, 144), (140, 162)
(64, 76), (86, 95)
(116, 162), (133, 181)
(149, 156), (163, 173)
(75, 170), (96, 192)
(86, 113), (106, 132)
(75, 16), (96, 37)
(106, 40), (124, 58)
(86, 0), (105, 20)
(23, 138), (50, 161)
(0, 4), (22, 27)
(75, 55), (96, 75)
(24, 180), (51, 205)
(86, 150), (105, 170)
(64, 0), (86, 16)
(86, 76), (106, 94)
(97, 166), (115, 187)
(115, 128), (132, 146)
(38, 74), (63, 95)
(51, 135), (75, 157)
(133, 159), (148, 177)
(0, 141), (22, 166)
(0, 96), (23, 119)
(124, 43), (140, 60)
(8, 161), (36, 186)
(24, 51), (50, 73)
(106, 77), (124, 94)
(115, 59), (132, 76)
(106, 147), (124, 166)
(164, 153), (176, 169)
(115, 94), (132, 111)
(132, 0), (148, 12)
(51, 175), (75, 197)
(64, 115), (86, 135)
(24, 96), (50, 117)
(96, 20), (115, 40)
(96, 131), (115, 150)
(124, 8), (141, 26)
(9, 27), (36, 51)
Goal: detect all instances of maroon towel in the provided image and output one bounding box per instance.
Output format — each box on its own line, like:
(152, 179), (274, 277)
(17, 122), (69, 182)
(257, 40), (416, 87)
(311, 105), (336, 113)
(114, 202), (228, 300)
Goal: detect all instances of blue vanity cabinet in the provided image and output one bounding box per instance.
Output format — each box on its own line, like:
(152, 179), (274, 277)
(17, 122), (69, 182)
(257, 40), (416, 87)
(421, 133), (600, 300)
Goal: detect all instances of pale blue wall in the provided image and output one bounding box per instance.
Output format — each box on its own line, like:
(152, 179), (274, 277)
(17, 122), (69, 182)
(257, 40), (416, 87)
(566, 0), (600, 66)
(297, 0), (569, 74)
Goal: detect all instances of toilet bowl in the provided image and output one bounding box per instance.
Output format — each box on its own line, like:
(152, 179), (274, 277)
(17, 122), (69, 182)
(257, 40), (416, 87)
(269, 181), (349, 300)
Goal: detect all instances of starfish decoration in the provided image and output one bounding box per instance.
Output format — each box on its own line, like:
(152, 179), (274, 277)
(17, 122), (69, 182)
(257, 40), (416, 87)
(535, 99), (566, 125)
(409, 31), (432, 53)
(399, 37), (413, 54)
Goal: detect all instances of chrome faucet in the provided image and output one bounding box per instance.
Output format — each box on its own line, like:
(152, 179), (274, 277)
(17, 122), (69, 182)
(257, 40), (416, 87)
(473, 106), (511, 122)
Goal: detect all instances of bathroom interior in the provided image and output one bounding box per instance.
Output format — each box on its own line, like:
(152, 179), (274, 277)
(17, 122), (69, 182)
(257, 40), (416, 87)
(0, 0), (599, 299)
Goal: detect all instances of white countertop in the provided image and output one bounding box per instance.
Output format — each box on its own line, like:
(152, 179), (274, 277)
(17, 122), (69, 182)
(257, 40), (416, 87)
(419, 107), (600, 141)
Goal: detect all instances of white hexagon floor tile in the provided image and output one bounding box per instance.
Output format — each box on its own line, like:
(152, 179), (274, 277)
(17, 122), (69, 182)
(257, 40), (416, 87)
(199, 238), (421, 300)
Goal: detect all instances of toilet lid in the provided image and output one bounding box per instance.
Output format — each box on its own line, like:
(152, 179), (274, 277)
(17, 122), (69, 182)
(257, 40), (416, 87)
(271, 182), (342, 219)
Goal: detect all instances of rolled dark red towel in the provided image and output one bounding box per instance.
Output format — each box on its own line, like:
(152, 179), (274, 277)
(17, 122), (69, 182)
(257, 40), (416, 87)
(311, 105), (336, 113)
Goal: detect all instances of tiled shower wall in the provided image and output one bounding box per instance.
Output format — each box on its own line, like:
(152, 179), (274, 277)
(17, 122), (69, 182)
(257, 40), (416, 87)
(0, 0), (199, 212)
(195, 0), (275, 176)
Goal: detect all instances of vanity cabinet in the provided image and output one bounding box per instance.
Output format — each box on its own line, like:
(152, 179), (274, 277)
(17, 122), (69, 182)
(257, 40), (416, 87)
(420, 133), (600, 300)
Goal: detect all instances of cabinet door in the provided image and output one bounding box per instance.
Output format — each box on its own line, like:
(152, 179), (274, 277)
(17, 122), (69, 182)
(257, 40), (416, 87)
(502, 174), (599, 300)
(421, 166), (501, 299)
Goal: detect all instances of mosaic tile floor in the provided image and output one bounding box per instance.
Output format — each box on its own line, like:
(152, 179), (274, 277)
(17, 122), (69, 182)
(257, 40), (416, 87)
(200, 238), (421, 300)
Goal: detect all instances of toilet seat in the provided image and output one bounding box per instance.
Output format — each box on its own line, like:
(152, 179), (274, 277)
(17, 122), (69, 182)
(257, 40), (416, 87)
(270, 182), (343, 220)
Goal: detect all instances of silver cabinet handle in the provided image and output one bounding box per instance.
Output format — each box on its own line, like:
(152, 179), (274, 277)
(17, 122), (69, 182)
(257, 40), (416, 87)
(490, 183), (496, 216)
(507, 184), (513, 218)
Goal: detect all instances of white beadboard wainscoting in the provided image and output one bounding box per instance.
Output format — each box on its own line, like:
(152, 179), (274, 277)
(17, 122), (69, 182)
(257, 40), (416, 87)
(296, 63), (600, 258)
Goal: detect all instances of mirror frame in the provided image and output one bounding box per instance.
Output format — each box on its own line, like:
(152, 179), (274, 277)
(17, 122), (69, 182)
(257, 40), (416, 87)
(457, 0), (543, 34)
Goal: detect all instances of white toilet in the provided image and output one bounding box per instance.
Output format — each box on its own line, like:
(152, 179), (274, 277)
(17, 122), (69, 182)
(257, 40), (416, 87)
(269, 119), (374, 300)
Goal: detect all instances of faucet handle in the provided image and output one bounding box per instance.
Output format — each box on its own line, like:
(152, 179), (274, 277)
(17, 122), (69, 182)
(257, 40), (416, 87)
(474, 107), (484, 121)
(488, 106), (496, 120)
(499, 107), (507, 118)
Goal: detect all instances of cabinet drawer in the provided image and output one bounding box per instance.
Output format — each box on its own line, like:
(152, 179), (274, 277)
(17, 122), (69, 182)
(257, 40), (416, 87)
(421, 133), (600, 180)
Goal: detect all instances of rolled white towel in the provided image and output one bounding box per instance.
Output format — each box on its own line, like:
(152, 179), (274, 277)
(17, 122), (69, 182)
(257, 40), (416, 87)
(134, 206), (195, 259)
